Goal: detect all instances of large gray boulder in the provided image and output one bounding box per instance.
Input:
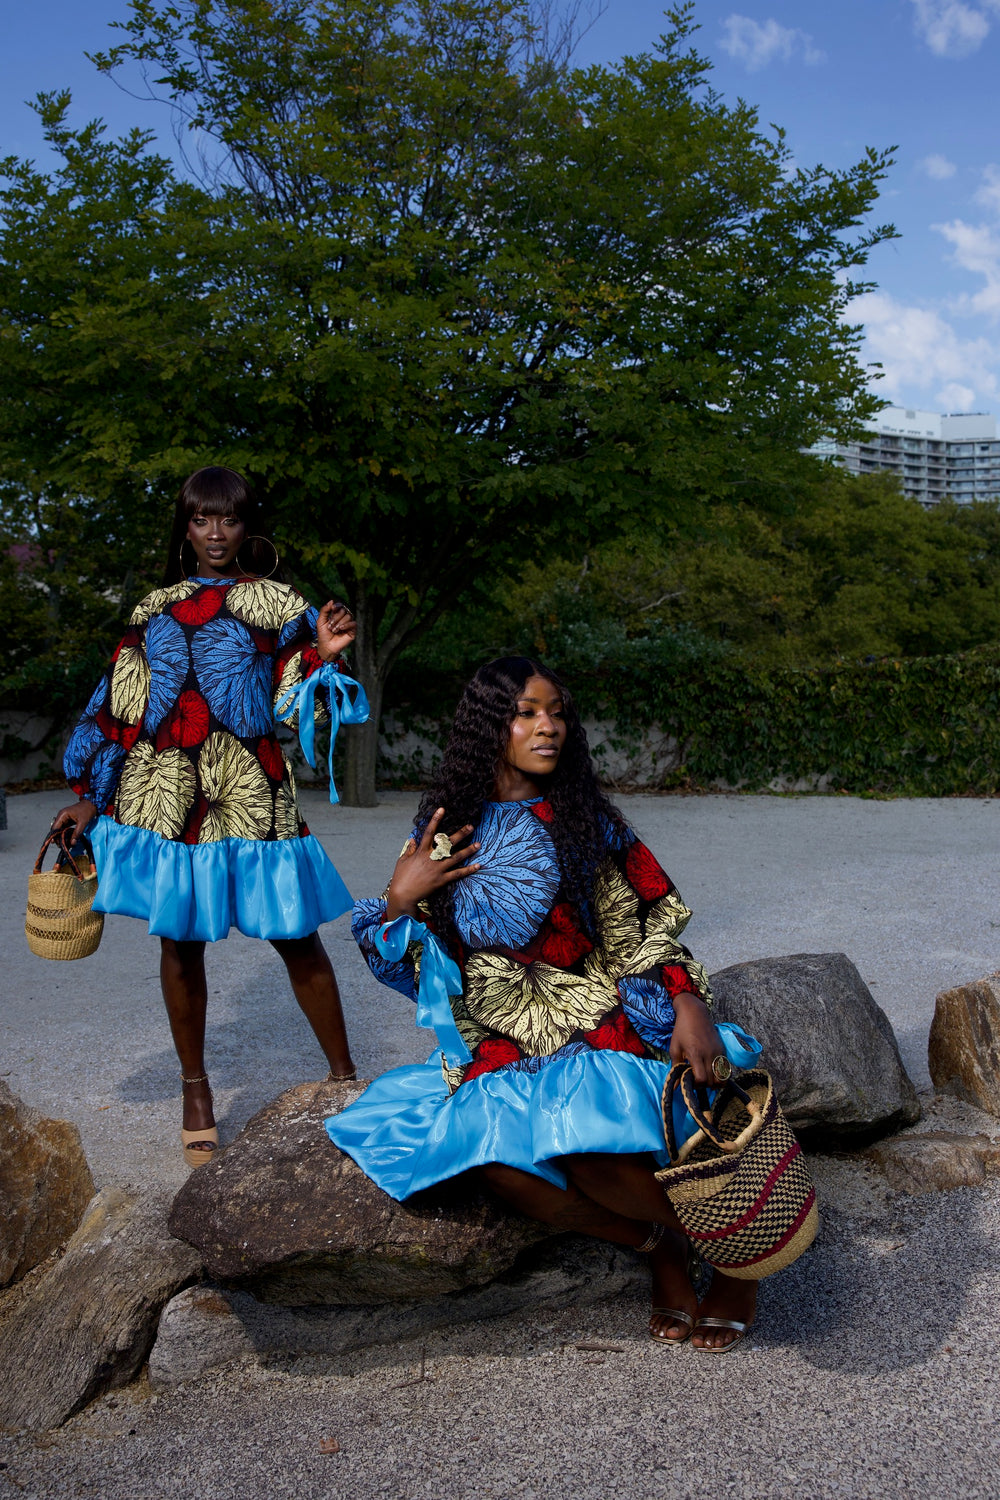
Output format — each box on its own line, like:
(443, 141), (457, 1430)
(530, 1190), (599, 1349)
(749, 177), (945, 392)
(168, 1079), (551, 1305)
(0, 1079), (94, 1289)
(149, 1237), (645, 1391)
(0, 1187), (202, 1432)
(710, 953), (920, 1144)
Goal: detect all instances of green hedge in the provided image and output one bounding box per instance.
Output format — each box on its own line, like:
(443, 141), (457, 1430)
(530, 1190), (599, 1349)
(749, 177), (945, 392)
(583, 644), (1000, 795)
(387, 640), (1000, 795)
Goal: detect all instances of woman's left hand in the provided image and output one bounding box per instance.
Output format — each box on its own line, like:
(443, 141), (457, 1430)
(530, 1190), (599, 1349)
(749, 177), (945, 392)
(669, 990), (726, 1087)
(317, 601), (356, 661)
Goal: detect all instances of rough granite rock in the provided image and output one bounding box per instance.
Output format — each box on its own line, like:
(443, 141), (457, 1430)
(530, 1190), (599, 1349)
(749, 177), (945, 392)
(710, 953), (920, 1144)
(0, 1079), (94, 1289)
(928, 974), (1000, 1117)
(0, 1187), (203, 1432)
(168, 1079), (551, 1305)
(864, 1130), (1000, 1195)
(149, 1237), (645, 1391)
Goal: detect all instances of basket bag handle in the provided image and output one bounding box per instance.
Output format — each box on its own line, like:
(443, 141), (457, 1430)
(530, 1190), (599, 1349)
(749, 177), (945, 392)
(32, 827), (92, 881)
(662, 1062), (759, 1161)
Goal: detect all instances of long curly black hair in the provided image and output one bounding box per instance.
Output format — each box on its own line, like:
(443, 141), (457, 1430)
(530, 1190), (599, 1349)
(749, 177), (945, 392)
(415, 657), (631, 942)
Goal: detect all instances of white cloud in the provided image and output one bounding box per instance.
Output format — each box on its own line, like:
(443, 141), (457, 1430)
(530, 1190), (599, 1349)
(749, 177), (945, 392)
(719, 15), (825, 70)
(975, 164), (1000, 212)
(921, 153), (958, 179)
(854, 289), (1000, 411)
(910, 0), (999, 58)
(935, 218), (1000, 316)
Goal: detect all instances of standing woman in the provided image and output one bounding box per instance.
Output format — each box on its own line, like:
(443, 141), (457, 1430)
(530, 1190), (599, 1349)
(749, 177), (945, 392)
(51, 466), (361, 1166)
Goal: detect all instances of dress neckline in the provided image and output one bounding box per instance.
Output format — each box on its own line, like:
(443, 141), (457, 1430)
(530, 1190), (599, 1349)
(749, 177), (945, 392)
(187, 575), (241, 586)
(485, 796), (543, 807)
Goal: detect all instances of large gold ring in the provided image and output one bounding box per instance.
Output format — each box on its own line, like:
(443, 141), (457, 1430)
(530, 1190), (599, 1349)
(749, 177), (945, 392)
(711, 1055), (733, 1082)
(429, 832), (453, 862)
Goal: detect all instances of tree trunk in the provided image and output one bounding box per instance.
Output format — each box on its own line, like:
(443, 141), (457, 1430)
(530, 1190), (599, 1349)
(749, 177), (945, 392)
(341, 589), (385, 807)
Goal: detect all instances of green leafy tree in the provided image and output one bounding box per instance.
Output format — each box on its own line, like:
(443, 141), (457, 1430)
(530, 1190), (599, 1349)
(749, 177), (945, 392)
(0, 0), (895, 801)
(447, 470), (1000, 676)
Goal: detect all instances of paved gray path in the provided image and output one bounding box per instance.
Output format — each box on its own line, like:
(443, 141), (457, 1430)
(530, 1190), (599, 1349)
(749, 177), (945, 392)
(2, 789), (1000, 1497)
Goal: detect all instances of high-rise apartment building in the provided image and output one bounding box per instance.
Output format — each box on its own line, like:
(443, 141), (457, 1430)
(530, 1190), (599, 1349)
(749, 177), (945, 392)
(812, 407), (1000, 505)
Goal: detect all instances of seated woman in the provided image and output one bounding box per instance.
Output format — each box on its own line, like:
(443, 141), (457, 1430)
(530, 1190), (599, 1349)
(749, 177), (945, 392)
(326, 657), (757, 1350)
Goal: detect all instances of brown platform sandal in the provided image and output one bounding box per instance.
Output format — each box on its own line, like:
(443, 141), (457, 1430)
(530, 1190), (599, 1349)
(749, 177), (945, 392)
(180, 1073), (219, 1169)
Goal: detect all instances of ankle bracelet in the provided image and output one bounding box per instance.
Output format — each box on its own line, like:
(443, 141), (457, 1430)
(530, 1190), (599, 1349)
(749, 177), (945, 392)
(636, 1222), (666, 1254)
(180, 1073), (209, 1086)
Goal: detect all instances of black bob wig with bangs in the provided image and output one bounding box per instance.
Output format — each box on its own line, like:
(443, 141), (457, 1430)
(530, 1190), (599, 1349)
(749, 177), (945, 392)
(162, 466), (283, 585)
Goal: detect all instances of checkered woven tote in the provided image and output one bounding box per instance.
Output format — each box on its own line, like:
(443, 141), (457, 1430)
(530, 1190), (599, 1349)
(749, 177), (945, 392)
(25, 829), (104, 961)
(655, 1063), (819, 1280)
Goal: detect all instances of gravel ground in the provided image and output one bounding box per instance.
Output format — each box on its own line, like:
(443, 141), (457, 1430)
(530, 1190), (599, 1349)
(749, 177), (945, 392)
(2, 787), (1000, 1498)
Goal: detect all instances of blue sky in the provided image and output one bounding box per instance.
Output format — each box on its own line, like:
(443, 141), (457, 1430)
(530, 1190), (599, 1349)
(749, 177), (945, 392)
(4, 0), (1000, 415)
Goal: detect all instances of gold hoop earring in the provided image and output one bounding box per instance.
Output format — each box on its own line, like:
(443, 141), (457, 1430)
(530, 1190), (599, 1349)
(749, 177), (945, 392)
(178, 540), (190, 576)
(236, 536), (279, 580)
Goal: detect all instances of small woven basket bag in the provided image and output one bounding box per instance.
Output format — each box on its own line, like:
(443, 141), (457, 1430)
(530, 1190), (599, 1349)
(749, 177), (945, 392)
(25, 829), (104, 961)
(655, 1063), (819, 1280)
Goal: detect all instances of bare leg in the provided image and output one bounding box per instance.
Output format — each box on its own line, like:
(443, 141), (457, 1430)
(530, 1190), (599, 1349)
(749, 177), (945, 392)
(160, 937), (215, 1152)
(563, 1152), (700, 1343)
(270, 932), (355, 1078)
(564, 1152), (756, 1350)
(480, 1158), (696, 1343)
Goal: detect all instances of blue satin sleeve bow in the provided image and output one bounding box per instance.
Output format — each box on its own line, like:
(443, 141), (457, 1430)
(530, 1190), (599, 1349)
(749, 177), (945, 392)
(274, 662), (370, 805)
(376, 916), (472, 1070)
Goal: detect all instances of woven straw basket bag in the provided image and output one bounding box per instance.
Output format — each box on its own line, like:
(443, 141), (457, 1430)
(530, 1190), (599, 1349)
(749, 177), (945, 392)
(25, 830), (104, 961)
(655, 1063), (819, 1280)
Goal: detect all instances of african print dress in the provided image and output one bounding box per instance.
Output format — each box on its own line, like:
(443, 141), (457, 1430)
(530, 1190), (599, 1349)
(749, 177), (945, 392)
(63, 575), (359, 942)
(326, 797), (759, 1199)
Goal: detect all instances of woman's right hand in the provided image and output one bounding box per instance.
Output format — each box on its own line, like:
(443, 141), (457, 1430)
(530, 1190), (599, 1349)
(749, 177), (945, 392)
(384, 807), (481, 922)
(49, 799), (98, 842)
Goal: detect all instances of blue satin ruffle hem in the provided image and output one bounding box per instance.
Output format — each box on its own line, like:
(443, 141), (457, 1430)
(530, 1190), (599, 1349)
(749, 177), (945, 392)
(325, 1050), (676, 1200)
(89, 816), (353, 941)
(325, 1023), (763, 1202)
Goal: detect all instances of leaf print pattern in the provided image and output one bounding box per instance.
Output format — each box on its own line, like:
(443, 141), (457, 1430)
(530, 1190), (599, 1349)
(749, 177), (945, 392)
(591, 860), (641, 980)
(191, 617), (274, 737)
(110, 641), (151, 726)
(171, 588), (224, 627)
(63, 580), (322, 848)
(226, 579), (305, 632)
(117, 742), (196, 838)
(272, 780), (299, 839)
(278, 603), (320, 649)
(144, 614), (190, 732)
(464, 951), (612, 1056)
(257, 736), (286, 783)
(449, 983), (493, 1056)
(87, 742), (127, 813)
(162, 690), (210, 749)
(130, 582), (198, 627)
(451, 802), (561, 950)
(63, 679), (110, 793)
(620, 891), (694, 977)
(618, 975), (676, 1052)
(197, 731), (272, 841)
